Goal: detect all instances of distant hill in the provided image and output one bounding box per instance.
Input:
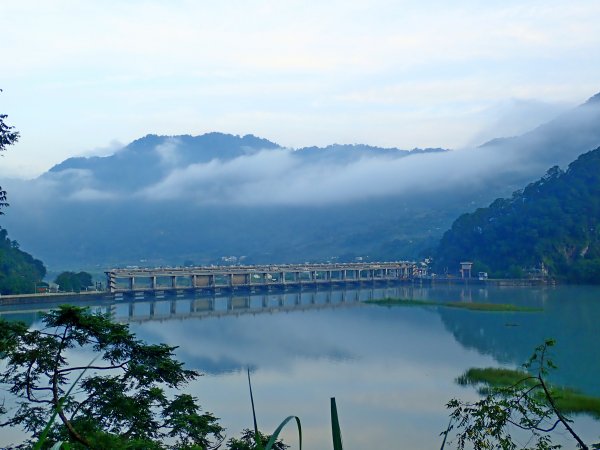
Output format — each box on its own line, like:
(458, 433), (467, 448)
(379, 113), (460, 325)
(435, 147), (600, 282)
(44, 133), (445, 193)
(2, 92), (600, 270)
(46, 133), (283, 191)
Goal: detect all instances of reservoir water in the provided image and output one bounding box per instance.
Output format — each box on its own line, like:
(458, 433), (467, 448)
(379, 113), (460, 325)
(1, 283), (599, 448)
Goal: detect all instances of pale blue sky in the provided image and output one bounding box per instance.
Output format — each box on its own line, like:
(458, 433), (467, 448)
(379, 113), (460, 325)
(1, 0), (599, 178)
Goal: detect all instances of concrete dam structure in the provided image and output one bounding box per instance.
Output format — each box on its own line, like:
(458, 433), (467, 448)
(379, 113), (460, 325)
(105, 262), (422, 297)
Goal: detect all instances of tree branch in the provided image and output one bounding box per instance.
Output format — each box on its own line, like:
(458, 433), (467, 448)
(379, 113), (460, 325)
(537, 374), (588, 449)
(51, 326), (94, 449)
(57, 361), (129, 374)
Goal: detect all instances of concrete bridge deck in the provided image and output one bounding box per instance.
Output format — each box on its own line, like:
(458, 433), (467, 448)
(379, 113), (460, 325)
(106, 261), (421, 295)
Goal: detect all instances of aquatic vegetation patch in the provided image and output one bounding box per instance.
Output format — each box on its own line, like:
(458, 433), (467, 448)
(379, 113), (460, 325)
(365, 297), (541, 312)
(457, 367), (600, 419)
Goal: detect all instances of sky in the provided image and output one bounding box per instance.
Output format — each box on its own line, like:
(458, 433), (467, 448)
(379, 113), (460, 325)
(1, 0), (600, 178)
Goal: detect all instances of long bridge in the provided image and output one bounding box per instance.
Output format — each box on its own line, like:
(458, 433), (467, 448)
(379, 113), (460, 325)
(106, 262), (422, 296)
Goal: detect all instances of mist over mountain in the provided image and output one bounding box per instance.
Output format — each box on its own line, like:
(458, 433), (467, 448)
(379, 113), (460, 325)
(435, 146), (600, 281)
(3, 92), (600, 270)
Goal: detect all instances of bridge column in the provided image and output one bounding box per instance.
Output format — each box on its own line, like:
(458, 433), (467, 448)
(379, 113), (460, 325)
(341, 270), (347, 281)
(151, 276), (157, 289)
(280, 272), (286, 284)
(128, 302), (135, 319)
(129, 277), (135, 290)
(190, 275), (196, 288)
(106, 272), (117, 293)
(209, 275), (215, 287)
(311, 271), (317, 282)
(171, 299), (177, 315)
(171, 276), (177, 289)
(228, 274), (234, 287)
(149, 301), (155, 318)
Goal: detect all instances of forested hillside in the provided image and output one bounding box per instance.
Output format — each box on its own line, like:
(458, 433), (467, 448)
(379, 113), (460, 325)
(435, 147), (600, 282)
(0, 227), (46, 294)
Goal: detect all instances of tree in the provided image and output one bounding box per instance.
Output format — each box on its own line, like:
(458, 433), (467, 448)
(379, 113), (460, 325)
(0, 305), (224, 449)
(0, 227), (46, 294)
(226, 429), (288, 450)
(0, 88), (20, 212)
(54, 271), (93, 292)
(443, 340), (595, 450)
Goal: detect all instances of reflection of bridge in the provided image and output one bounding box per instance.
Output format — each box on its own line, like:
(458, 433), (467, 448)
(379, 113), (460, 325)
(106, 262), (420, 296)
(112, 288), (377, 324)
(0, 285), (419, 324)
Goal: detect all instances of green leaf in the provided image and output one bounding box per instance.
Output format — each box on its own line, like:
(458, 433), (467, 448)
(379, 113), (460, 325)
(264, 415), (302, 450)
(330, 397), (343, 450)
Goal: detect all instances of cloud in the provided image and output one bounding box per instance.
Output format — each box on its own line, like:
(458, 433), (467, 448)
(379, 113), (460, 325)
(68, 188), (117, 201)
(465, 98), (573, 146)
(6, 95), (600, 212)
(80, 139), (125, 157)
(138, 149), (299, 203)
(2, 0), (600, 179)
(154, 138), (181, 166)
(133, 144), (510, 206)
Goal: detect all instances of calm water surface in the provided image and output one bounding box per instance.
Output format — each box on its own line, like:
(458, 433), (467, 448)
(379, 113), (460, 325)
(2, 283), (599, 448)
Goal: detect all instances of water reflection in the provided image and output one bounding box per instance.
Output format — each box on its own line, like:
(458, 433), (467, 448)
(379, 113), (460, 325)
(430, 285), (600, 395)
(2, 283), (599, 448)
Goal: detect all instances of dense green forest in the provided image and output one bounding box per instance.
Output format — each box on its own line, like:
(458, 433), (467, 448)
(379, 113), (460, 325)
(54, 270), (92, 292)
(435, 147), (600, 282)
(0, 227), (46, 294)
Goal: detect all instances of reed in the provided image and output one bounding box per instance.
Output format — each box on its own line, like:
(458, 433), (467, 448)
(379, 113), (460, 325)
(246, 368), (345, 449)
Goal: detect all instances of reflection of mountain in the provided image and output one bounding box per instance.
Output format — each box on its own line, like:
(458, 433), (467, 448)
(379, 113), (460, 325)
(434, 286), (600, 396)
(3, 93), (600, 268)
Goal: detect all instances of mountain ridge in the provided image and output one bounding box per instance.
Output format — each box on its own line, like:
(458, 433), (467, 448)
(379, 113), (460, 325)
(2, 91), (600, 269)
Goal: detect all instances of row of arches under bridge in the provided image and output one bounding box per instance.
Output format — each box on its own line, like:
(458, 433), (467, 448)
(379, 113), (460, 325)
(106, 262), (422, 294)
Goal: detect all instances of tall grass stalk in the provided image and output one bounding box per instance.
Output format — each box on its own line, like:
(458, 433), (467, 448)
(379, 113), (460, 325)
(330, 398), (343, 450)
(247, 368), (302, 450)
